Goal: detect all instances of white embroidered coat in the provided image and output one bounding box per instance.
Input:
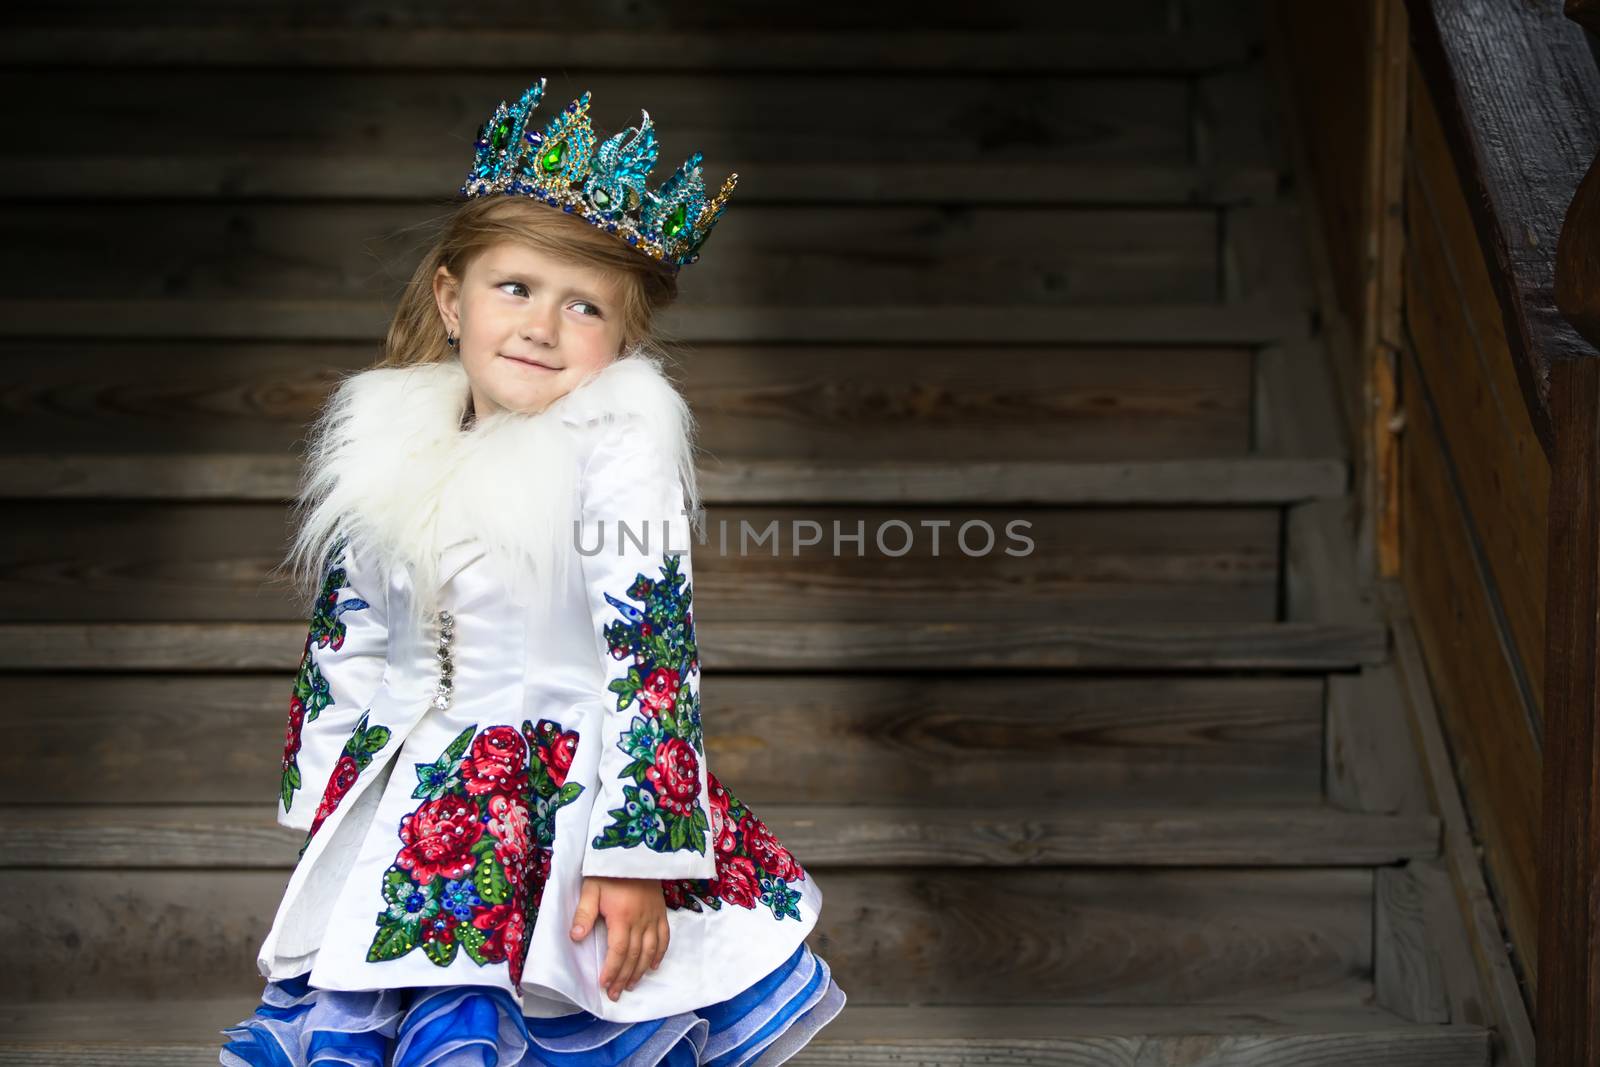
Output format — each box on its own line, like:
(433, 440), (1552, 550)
(259, 351), (824, 1022)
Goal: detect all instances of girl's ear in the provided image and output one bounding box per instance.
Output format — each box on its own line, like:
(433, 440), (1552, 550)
(433, 264), (462, 337)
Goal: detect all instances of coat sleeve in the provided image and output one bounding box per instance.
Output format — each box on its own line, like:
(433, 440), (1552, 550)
(278, 531), (390, 832)
(576, 417), (717, 880)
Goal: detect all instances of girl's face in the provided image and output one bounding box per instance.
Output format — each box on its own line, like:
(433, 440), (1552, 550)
(433, 239), (628, 420)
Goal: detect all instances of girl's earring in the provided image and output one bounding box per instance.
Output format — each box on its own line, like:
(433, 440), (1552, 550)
(446, 332), (459, 349)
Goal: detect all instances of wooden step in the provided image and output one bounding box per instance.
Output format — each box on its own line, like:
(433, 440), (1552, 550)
(0, 299), (1312, 345)
(0, 1000), (1489, 1067)
(0, 803), (1439, 869)
(1, 69), (1203, 170)
(0, 0), (1191, 34)
(0, 340), (1264, 464)
(0, 866), (1379, 1003)
(0, 158), (1280, 204)
(0, 454), (1344, 503)
(0, 202), (1226, 309)
(2, 500), (1286, 625)
(0, 618), (1387, 672)
(0, 29), (1251, 72)
(2, 674), (1328, 810)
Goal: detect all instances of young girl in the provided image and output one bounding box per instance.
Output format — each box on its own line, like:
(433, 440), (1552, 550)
(219, 77), (846, 1066)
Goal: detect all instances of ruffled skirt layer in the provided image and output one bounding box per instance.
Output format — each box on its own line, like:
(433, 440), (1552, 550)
(219, 941), (846, 1067)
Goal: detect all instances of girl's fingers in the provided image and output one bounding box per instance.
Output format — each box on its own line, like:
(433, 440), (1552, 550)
(600, 928), (625, 991)
(618, 927), (644, 998)
(632, 928), (657, 989)
(570, 878), (600, 940)
(609, 926), (635, 999)
(654, 917), (669, 968)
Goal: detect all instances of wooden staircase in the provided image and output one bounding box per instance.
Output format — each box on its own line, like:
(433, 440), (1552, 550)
(0, 0), (1494, 1062)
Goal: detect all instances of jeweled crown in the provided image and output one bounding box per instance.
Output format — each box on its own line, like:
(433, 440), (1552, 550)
(460, 77), (737, 273)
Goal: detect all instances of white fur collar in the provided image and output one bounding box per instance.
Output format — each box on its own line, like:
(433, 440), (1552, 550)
(281, 347), (700, 627)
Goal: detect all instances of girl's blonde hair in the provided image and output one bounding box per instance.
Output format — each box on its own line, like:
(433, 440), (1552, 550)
(381, 194), (682, 369)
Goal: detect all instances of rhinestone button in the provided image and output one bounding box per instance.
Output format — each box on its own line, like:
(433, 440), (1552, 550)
(433, 610), (455, 711)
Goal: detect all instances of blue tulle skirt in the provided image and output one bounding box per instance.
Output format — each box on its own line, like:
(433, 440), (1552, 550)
(219, 941), (846, 1067)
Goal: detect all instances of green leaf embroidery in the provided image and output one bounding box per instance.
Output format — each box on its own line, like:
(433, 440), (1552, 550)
(422, 935), (458, 967)
(474, 851), (510, 905)
(367, 919), (418, 963)
(458, 923), (491, 966)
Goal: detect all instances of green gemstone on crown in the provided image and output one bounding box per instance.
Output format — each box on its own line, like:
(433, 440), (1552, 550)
(490, 119), (512, 152)
(592, 186), (611, 208)
(664, 203), (687, 237)
(540, 141), (566, 173)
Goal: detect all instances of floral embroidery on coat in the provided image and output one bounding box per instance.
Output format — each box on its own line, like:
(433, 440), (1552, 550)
(367, 719), (583, 987)
(280, 533), (371, 814)
(298, 711), (393, 857)
(589, 552), (710, 857)
(660, 771), (808, 922)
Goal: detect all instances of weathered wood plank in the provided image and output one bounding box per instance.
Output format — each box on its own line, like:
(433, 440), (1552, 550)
(0, 72), (1191, 167)
(0, 619), (1390, 672)
(0, 204), (1219, 308)
(6, 0), (1174, 33)
(0, 341), (1258, 463)
(1381, 582), (1536, 1066)
(0, 502), (1281, 624)
(1325, 665), (1430, 816)
(0, 158), (1280, 204)
(0, 299), (1312, 344)
(0, 1001), (1491, 1067)
(0, 674), (1325, 808)
(0, 868), (1374, 1003)
(0, 455), (1346, 504)
(1196, 61), (1285, 172)
(1256, 340), (1349, 461)
(1398, 332), (1542, 972)
(1408, 856), (1496, 1035)
(0, 804), (1439, 869)
(1374, 864), (1451, 1023)
(1262, 0), (1377, 523)
(1404, 0), (1600, 450)
(1284, 496), (1376, 625)
(0, 29), (1248, 72)
(1405, 86), (1551, 717)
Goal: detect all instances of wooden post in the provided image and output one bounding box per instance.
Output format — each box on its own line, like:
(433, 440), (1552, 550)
(1539, 354), (1600, 1064)
(1365, 0), (1408, 580)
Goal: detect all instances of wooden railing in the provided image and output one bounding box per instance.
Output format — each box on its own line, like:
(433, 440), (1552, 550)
(1405, 0), (1600, 1062)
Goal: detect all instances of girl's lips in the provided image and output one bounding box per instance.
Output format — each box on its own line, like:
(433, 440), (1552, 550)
(501, 354), (559, 371)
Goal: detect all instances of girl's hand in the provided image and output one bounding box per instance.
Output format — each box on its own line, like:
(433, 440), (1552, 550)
(569, 875), (669, 1000)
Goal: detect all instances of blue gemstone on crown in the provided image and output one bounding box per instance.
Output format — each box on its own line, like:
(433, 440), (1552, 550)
(459, 76), (737, 273)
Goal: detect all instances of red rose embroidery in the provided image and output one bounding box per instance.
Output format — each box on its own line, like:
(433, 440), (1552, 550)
(742, 815), (803, 881)
(496, 842), (528, 889)
(307, 753), (361, 838)
(396, 795), (484, 885)
(640, 667), (680, 715)
(506, 908), (530, 987)
(474, 903), (529, 983)
(646, 737), (701, 816)
(487, 793), (530, 847)
(528, 849), (553, 910)
(716, 855), (761, 908)
(463, 726), (529, 797)
(708, 774), (736, 855)
(537, 729), (579, 786)
(661, 879), (694, 909)
(283, 700), (305, 770)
